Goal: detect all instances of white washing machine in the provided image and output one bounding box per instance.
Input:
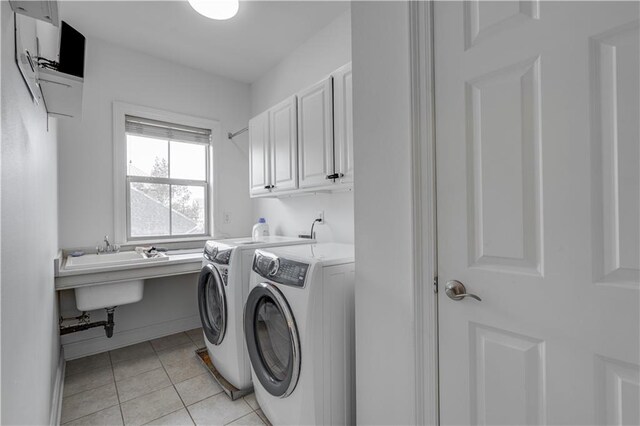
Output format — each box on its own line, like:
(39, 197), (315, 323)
(197, 236), (315, 392)
(245, 243), (355, 425)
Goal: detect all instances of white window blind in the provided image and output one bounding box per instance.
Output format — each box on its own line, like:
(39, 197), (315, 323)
(125, 115), (211, 144)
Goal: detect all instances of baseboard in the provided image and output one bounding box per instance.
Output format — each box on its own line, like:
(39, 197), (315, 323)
(63, 315), (202, 360)
(50, 347), (65, 426)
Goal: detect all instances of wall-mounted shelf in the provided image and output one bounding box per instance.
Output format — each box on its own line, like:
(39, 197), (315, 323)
(9, 0), (58, 26)
(38, 67), (83, 119)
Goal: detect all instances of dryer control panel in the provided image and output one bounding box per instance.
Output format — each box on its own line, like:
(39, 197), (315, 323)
(253, 251), (309, 288)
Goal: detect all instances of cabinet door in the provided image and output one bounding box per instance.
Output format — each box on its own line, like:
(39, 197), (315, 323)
(297, 77), (334, 189)
(248, 112), (271, 197)
(269, 96), (298, 192)
(333, 63), (353, 185)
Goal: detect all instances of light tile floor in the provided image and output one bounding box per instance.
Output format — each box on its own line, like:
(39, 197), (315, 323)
(61, 328), (269, 426)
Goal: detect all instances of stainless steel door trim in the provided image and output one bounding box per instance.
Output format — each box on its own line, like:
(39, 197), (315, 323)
(244, 281), (301, 398)
(260, 282), (300, 398)
(198, 263), (227, 345)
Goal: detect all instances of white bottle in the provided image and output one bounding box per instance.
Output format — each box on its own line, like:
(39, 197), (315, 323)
(252, 217), (270, 240)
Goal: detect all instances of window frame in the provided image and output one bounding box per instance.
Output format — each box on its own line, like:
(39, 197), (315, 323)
(113, 102), (221, 245)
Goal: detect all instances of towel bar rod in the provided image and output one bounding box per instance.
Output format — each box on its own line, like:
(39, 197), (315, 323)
(228, 126), (248, 140)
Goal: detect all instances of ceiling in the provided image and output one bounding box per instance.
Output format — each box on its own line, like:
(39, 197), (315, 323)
(59, 1), (350, 83)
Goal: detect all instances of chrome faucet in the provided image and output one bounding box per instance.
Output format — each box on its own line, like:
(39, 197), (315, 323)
(97, 235), (120, 254)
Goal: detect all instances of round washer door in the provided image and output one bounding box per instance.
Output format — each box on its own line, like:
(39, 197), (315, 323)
(244, 282), (301, 398)
(198, 264), (227, 345)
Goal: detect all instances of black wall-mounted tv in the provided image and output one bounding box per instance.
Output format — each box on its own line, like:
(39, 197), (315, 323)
(58, 21), (85, 78)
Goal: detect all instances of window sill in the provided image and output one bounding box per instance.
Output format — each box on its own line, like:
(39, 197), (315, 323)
(120, 236), (214, 250)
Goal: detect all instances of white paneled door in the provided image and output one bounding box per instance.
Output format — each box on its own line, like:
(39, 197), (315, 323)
(434, 2), (639, 425)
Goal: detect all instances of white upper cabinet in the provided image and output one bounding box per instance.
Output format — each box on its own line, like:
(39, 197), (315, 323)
(297, 77), (334, 189)
(333, 63), (353, 185)
(269, 96), (298, 193)
(249, 97), (298, 197)
(249, 111), (271, 197)
(248, 63), (353, 197)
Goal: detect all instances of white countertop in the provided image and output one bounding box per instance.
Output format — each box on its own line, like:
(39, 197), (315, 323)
(55, 250), (204, 290)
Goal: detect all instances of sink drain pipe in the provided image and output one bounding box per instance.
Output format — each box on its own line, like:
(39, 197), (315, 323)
(59, 307), (117, 338)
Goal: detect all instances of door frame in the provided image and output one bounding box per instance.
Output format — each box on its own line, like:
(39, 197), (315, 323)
(409, 2), (439, 425)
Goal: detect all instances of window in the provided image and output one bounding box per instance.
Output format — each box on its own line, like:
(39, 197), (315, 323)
(125, 115), (210, 239)
(114, 107), (217, 241)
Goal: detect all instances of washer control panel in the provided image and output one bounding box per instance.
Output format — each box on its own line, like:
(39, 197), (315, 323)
(204, 242), (232, 265)
(253, 251), (309, 288)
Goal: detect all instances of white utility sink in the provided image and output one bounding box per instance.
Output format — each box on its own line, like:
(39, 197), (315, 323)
(75, 280), (144, 311)
(65, 252), (168, 311)
(65, 251), (168, 270)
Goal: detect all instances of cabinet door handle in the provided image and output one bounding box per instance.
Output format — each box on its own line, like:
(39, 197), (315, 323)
(326, 173), (344, 180)
(264, 185), (275, 189)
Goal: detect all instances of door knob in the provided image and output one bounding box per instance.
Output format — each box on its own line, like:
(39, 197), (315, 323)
(445, 280), (481, 301)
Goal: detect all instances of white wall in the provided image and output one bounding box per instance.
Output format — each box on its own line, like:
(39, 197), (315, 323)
(58, 37), (253, 249)
(250, 9), (354, 243)
(56, 37), (253, 356)
(250, 9), (352, 115)
(1, 7), (61, 424)
(352, 2), (417, 424)
(251, 192), (354, 242)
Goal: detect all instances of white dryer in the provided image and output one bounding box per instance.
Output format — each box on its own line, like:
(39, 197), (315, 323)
(198, 236), (314, 392)
(245, 243), (355, 425)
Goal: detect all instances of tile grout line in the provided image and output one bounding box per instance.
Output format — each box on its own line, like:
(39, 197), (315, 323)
(156, 330), (251, 425)
(118, 378), (175, 406)
(175, 377), (225, 409)
(140, 406), (187, 426)
(64, 362), (111, 380)
(61, 371), (121, 424)
(151, 332), (198, 426)
(61, 332), (205, 426)
(61, 365), (115, 399)
(221, 400), (258, 426)
(111, 339), (189, 388)
(112, 347), (175, 406)
(108, 351), (127, 426)
(60, 374), (121, 423)
(118, 338), (181, 425)
(150, 330), (199, 353)
(186, 329), (262, 425)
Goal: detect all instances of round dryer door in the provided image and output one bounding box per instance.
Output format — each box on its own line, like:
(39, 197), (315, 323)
(244, 282), (301, 398)
(198, 264), (227, 345)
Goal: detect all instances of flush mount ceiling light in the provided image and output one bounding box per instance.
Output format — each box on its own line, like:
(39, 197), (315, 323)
(188, 0), (239, 20)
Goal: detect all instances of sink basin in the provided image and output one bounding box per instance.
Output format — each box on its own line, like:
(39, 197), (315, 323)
(64, 252), (166, 311)
(75, 280), (144, 311)
(65, 251), (168, 270)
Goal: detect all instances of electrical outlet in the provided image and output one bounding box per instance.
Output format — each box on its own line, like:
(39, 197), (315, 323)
(317, 211), (324, 223)
(223, 211), (231, 224)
